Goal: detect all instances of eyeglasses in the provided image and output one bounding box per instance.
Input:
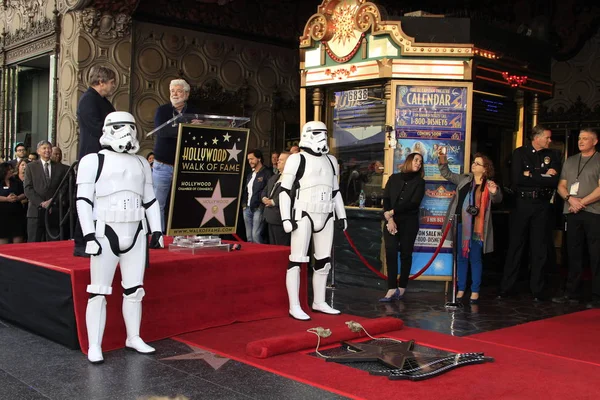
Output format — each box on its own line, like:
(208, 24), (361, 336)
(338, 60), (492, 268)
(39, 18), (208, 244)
(472, 161), (484, 167)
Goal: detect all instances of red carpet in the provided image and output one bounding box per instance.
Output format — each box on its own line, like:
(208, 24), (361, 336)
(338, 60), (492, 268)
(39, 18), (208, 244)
(174, 315), (600, 400)
(467, 309), (600, 366)
(246, 316), (402, 358)
(0, 239), (299, 353)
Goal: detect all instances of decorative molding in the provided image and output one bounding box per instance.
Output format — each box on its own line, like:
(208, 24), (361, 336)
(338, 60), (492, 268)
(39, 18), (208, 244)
(80, 8), (131, 39)
(4, 17), (57, 50)
(540, 97), (600, 126)
(57, 0), (140, 17)
(303, 60), (379, 86)
(4, 0), (45, 21)
(300, 0), (473, 60)
(5, 35), (57, 64)
(58, 0), (139, 15)
(56, 0), (93, 14)
(325, 65), (357, 80)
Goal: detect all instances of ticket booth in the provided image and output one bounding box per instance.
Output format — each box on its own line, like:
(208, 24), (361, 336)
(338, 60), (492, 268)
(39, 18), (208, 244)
(299, 0), (553, 288)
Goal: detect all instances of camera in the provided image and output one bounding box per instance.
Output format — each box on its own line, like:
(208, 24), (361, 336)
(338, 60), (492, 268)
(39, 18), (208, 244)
(466, 205), (479, 216)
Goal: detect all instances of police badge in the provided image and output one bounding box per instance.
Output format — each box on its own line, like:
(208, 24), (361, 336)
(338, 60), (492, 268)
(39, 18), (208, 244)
(543, 156), (551, 165)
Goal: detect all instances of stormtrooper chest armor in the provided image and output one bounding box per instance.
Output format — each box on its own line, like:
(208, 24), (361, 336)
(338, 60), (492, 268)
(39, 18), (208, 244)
(294, 154), (335, 213)
(94, 152), (146, 222)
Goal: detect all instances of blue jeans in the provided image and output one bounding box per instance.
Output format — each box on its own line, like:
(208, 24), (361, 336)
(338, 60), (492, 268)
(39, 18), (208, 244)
(243, 207), (265, 244)
(457, 224), (483, 293)
(152, 161), (174, 233)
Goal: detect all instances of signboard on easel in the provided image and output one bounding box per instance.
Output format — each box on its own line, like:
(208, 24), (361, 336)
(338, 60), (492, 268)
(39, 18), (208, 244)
(166, 121), (249, 236)
(392, 82), (472, 279)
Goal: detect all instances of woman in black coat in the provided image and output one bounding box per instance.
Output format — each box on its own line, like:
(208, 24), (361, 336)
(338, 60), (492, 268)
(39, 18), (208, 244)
(380, 153), (425, 301)
(0, 162), (27, 244)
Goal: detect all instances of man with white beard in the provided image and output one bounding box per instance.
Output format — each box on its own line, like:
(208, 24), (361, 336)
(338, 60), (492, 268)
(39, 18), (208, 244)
(151, 79), (199, 232)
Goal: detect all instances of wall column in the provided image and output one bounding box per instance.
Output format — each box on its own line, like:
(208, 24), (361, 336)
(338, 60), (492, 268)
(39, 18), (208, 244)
(0, 66), (5, 160)
(514, 91), (525, 148)
(312, 87), (323, 122)
(56, 8), (133, 164)
(531, 93), (540, 129)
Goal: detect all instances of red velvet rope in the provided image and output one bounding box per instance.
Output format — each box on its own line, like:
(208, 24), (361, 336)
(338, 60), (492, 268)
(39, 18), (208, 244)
(343, 222), (453, 281)
(232, 222), (453, 282)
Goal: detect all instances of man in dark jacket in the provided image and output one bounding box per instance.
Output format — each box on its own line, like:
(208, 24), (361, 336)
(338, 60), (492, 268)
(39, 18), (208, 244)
(242, 149), (272, 243)
(77, 66), (116, 159)
(498, 125), (561, 301)
(151, 79), (199, 233)
(23, 141), (69, 242)
(74, 66), (116, 256)
(9, 142), (27, 169)
(261, 152), (291, 245)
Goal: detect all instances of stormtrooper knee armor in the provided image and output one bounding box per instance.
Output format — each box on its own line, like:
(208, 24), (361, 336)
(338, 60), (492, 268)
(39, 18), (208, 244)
(279, 121), (347, 320)
(77, 111), (164, 363)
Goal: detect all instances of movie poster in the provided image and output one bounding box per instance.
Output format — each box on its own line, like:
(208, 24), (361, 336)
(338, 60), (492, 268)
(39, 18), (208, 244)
(393, 84), (469, 278)
(167, 125), (249, 236)
(419, 183), (456, 227)
(392, 138), (463, 179)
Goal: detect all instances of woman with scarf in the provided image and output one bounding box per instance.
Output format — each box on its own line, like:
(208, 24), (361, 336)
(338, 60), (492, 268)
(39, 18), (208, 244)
(439, 152), (502, 303)
(380, 153), (426, 301)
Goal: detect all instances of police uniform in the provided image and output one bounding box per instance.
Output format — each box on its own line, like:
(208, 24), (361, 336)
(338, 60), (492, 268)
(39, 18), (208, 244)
(500, 144), (561, 298)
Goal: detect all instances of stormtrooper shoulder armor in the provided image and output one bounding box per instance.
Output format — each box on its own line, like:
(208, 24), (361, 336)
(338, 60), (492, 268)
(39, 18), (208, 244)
(77, 153), (100, 185)
(280, 152), (304, 191)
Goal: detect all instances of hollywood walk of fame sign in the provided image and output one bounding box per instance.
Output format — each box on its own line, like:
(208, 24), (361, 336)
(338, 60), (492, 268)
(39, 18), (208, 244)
(167, 122), (249, 236)
(324, 338), (494, 381)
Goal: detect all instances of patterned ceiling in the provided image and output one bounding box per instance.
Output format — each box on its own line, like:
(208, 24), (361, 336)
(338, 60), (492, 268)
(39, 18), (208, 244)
(133, 0), (599, 60)
(77, 0), (600, 59)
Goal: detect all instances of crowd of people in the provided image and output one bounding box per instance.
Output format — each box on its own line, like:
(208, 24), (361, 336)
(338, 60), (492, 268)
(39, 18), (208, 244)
(2, 64), (598, 310)
(382, 125), (599, 309)
(0, 140), (69, 244)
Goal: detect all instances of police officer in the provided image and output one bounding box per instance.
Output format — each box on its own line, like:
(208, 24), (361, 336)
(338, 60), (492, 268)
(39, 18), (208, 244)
(498, 125), (561, 301)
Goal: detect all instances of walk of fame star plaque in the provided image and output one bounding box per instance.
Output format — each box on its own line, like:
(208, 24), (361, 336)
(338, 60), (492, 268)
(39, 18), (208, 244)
(322, 338), (493, 381)
(166, 116), (250, 236)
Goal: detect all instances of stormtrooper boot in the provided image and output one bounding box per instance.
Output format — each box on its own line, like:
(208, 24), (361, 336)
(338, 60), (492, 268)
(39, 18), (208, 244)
(286, 266), (310, 320)
(312, 266), (341, 314)
(123, 288), (156, 354)
(86, 295), (107, 363)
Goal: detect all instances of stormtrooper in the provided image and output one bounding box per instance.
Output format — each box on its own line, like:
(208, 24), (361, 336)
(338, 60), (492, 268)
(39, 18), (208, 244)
(76, 111), (164, 363)
(279, 121), (347, 320)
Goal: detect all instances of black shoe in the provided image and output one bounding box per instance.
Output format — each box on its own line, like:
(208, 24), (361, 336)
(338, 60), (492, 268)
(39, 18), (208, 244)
(552, 295), (579, 305)
(73, 248), (90, 258)
(585, 300), (600, 309)
(470, 298), (480, 305)
(495, 292), (510, 300)
(533, 294), (549, 303)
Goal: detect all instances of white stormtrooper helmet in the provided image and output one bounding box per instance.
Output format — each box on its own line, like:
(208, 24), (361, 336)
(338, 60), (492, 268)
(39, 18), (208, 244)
(100, 111), (140, 154)
(299, 121), (329, 155)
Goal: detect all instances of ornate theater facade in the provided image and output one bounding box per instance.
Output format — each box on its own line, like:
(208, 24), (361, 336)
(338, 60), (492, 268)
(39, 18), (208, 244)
(0, 0), (305, 163)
